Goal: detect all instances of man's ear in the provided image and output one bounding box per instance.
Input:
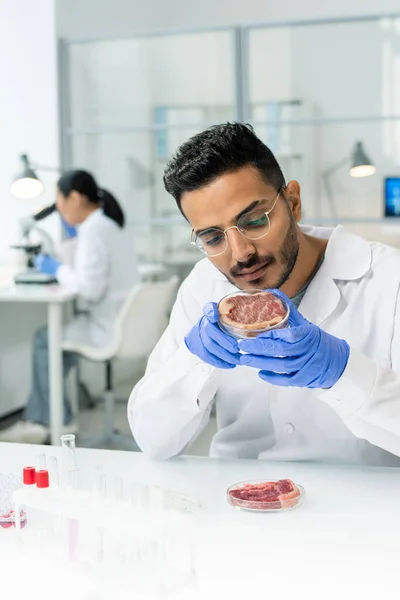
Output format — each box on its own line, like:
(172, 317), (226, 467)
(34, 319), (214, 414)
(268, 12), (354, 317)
(283, 180), (302, 223)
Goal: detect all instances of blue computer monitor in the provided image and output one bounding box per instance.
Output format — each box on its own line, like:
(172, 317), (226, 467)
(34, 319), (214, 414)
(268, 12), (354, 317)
(385, 177), (400, 217)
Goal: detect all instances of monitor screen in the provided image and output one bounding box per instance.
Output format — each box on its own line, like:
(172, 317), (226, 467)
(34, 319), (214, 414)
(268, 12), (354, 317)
(385, 177), (400, 217)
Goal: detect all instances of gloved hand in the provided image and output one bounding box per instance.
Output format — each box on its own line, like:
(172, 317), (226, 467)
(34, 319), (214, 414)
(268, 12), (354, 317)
(34, 254), (62, 277)
(60, 215), (77, 238)
(238, 289), (350, 389)
(184, 302), (242, 369)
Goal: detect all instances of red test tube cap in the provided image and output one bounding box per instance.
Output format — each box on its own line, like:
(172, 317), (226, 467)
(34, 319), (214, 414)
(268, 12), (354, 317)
(23, 466), (36, 485)
(36, 470), (49, 488)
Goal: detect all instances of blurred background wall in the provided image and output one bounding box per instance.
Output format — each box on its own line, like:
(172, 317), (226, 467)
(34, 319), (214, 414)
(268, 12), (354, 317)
(55, 0), (400, 268)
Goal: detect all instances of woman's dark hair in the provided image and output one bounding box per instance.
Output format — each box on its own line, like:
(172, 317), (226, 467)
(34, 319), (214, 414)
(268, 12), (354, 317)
(163, 122), (286, 214)
(57, 169), (125, 228)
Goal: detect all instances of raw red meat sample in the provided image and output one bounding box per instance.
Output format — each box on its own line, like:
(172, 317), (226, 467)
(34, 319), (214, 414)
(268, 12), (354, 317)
(228, 479), (300, 510)
(219, 291), (287, 333)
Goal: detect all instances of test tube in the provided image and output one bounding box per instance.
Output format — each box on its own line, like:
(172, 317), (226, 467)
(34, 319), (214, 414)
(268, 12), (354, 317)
(68, 467), (80, 490)
(114, 476), (125, 563)
(61, 434), (76, 487)
(67, 467), (80, 561)
(36, 453), (46, 471)
(129, 482), (149, 508)
(139, 484), (150, 508)
(114, 476), (123, 501)
(94, 466), (106, 563)
(48, 456), (59, 487)
(95, 466), (106, 497)
(129, 482), (139, 507)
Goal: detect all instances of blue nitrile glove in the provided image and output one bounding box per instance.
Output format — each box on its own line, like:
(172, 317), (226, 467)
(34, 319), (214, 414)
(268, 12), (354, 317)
(238, 289), (350, 389)
(184, 302), (242, 369)
(60, 215), (77, 238)
(34, 254), (62, 277)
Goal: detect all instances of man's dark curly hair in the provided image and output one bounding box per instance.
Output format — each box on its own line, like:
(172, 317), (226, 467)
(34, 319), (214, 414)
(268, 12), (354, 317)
(163, 122), (286, 213)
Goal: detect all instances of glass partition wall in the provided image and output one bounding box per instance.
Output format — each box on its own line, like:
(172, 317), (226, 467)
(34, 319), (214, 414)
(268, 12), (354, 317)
(245, 16), (400, 233)
(60, 15), (400, 266)
(60, 29), (237, 267)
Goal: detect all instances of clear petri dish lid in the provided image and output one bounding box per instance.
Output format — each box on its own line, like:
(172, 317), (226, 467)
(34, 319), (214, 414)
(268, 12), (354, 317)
(227, 478), (305, 512)
(0, 509), (27, 528)
(0, 472), (27, 529)
(218, 289), (290, 339)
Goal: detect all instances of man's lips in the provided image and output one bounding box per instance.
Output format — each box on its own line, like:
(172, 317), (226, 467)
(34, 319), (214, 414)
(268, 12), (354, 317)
(235, 261), (270, 281)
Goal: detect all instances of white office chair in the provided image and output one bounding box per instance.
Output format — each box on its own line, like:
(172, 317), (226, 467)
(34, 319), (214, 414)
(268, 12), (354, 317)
(62, 277), (179, 449)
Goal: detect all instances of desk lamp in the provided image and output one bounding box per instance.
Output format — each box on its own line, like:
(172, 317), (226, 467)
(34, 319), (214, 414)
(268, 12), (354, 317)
(10, 153), (59, 199)
(322, 141), (376, 220)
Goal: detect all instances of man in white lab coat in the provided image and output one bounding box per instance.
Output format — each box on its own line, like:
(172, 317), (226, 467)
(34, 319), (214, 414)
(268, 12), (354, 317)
(128, 123), (400, 466)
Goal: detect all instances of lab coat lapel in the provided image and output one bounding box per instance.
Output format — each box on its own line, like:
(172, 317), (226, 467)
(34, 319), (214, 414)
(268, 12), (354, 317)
(298, 275), (340, 326)
(297, 225), (372, 326)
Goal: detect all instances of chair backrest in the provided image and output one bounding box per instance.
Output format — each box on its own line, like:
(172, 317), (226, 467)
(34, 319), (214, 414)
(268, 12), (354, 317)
(113, 276), (179, 359)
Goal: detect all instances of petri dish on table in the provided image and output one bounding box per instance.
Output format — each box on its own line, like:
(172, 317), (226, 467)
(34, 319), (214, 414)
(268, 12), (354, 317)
(227, 478), (305, 512)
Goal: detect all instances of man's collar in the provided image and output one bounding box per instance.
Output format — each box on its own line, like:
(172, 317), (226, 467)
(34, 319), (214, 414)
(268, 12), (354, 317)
(297, 224), (372, 325)
(303, 224), (372, 281)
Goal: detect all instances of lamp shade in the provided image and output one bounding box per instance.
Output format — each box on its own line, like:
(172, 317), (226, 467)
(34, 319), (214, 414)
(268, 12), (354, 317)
(349, 142), (376, 178)
(10, 154), (44, 199)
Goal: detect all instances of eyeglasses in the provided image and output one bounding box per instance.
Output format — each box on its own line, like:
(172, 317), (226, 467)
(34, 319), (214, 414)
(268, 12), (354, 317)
(190, 188), (281, 258)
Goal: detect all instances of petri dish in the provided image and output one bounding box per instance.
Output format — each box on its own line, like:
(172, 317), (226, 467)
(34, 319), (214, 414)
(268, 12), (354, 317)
(227, 478), (305, 512)
(218, 289), (290, 339)
(0, 509), (27, 528)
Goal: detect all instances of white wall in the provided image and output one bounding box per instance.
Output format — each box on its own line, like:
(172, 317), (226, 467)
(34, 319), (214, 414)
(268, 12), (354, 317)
(0, 0), (61, 265)
(57, 0), (400, 40)
(0, 0), (60, 416)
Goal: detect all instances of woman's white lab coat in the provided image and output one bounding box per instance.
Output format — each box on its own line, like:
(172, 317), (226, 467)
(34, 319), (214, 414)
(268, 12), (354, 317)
(128, 225), (400, 466)
(57, 209), (139, 348)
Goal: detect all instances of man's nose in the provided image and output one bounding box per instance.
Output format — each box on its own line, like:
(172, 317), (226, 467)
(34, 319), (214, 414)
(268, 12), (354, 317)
(226, 228), (255, 263)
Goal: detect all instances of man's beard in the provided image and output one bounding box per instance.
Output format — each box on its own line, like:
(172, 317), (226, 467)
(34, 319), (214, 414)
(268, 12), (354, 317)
(224, 213), (299, 289)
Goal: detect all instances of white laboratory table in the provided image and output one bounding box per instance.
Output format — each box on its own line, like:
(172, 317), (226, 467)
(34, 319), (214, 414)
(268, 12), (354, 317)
(138, 262), (169, 281)
(0, 283), (74, 445)
(162, 252), (201, 280)
(2, 443), (400, 599)
(0, 262), (165, 443)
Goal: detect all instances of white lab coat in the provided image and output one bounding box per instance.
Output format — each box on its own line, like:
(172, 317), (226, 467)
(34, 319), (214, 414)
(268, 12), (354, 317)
(57, 209), (139, 348)
(128, 224), (400, 466)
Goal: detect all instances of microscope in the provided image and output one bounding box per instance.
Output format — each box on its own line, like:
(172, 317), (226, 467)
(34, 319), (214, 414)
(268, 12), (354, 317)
(12, 204), (58, 284)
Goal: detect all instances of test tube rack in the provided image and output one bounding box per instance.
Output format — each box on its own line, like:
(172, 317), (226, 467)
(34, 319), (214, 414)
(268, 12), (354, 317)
(12, 479), (198, 598)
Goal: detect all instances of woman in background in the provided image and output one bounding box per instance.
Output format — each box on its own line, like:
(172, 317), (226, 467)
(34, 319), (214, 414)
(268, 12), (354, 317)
(0, 170), (139, 443)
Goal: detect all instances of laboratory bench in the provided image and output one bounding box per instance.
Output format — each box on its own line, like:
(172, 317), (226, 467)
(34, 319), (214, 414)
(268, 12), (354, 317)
(1, 443), (399, 598)
(0, 279), (75, 444)
(0, 261), (169, 443)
